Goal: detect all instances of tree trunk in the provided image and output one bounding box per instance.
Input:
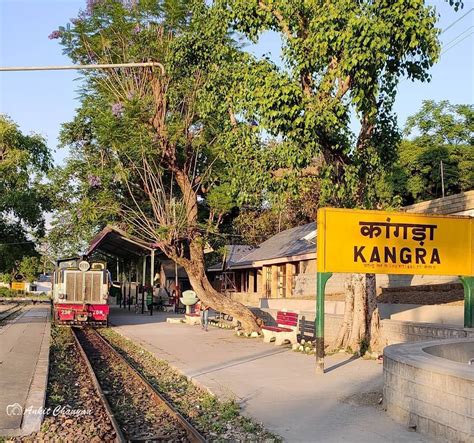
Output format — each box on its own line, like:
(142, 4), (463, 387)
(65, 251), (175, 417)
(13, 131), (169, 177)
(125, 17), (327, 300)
(347, 273), (367, 352)
(366, 273), (382, 351)
(177, 237), (262, 332)
(330, 278), (353, 350)
(171, 170), (262, 333)
(331, 273), (382, 354)
(183, 261), (263, 332)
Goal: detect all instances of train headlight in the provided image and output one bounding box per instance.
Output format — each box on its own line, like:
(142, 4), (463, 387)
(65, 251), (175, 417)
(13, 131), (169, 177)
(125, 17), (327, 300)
(58, 293), (65, 299)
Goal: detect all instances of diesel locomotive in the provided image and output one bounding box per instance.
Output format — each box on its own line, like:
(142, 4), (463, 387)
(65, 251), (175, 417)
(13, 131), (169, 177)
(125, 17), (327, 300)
(52, 257), (110, 326)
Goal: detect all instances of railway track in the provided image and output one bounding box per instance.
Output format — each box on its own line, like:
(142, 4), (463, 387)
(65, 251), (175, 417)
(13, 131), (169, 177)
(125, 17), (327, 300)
(72, 327), (206, 443)
(0, 303), (22, 323)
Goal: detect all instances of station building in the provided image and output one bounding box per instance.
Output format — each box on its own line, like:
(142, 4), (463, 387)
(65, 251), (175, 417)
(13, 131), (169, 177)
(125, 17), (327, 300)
(207, 190), (474, 312)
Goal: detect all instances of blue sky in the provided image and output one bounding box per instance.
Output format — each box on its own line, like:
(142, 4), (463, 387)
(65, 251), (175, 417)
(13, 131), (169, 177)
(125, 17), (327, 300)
(0, 0), (473, 166)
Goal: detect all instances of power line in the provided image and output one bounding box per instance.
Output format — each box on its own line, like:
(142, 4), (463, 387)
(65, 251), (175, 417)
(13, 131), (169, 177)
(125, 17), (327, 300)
(399, 23), (473, 85)
(441, 31), (474, 54)
(440, 7), (474, 35)
(442, 25), (474, 47)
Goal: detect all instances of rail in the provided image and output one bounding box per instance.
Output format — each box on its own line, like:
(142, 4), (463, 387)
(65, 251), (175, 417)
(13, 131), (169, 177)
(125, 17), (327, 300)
(71, 327), (126, 443)
(0, 303), (22, 323)
(72, 327), (206, 442)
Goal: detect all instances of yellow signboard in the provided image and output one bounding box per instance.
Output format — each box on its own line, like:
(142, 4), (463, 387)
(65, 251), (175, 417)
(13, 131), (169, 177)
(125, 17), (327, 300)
(11, 282), (26, 291)
(317, 208), (473, 276)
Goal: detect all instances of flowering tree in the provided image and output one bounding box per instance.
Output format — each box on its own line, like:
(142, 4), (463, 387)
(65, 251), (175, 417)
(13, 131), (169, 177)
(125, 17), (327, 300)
(50, 0), (275, 331)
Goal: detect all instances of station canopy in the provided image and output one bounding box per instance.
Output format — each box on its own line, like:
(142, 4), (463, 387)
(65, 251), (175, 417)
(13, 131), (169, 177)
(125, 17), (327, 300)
(86, 225), (157, 259)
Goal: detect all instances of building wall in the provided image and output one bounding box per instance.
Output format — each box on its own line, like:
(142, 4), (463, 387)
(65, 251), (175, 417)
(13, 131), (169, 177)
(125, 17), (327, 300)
(214, 264), (460, 299)
(213, 257), (461, 299)
(293, 272), (461, 298)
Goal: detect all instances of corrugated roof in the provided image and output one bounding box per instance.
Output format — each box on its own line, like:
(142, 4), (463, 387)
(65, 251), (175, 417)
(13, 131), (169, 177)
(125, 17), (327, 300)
(86, 225), (155, 259)
(208, 245), (255, 272)
(221, 222), (316, 270)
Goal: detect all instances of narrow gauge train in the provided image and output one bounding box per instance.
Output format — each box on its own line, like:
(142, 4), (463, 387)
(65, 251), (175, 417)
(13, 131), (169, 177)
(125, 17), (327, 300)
(53, 257), (110, 326)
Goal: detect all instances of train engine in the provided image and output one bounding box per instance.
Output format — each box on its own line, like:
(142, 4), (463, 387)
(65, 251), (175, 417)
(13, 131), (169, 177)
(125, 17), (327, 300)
(53, 258), (110, 326)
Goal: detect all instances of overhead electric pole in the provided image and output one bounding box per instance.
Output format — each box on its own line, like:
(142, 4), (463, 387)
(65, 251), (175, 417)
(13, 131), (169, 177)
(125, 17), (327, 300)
(440, 160), (445, 198)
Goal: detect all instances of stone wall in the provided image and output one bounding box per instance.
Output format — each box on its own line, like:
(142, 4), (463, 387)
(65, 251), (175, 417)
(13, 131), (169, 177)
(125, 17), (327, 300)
(380, 320), (474, 346)
(403, 189), (474, 215)
(384, 339), (474, 442)
(293, 272), (460, 298)
(387, 305), (464, 326)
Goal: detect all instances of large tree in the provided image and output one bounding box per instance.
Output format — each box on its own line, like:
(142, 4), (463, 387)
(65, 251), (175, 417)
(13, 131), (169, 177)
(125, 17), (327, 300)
(394, 100), (473, 205)
(51, 0), (279, 331)
(0, 115), (52, 278)
(225, 0), (441, 351)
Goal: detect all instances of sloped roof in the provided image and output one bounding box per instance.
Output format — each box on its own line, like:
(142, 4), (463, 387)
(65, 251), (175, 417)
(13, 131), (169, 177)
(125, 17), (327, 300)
(208, 223), (316, 271)
(233, 222), (316, 268)
(86, 225), (155, 259)
(208, 245), (255, 272)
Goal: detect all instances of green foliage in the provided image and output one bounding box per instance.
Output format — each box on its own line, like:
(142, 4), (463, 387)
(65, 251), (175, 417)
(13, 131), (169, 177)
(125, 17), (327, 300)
(226, 0), (441, 208)
(0, 115), (51, 274)
(50, 0), (446, 260)
(0, 115), (52, 229)
(393, 100), (473, 204)
(0, 287), (14, 297)
(18, 256), (41, 282)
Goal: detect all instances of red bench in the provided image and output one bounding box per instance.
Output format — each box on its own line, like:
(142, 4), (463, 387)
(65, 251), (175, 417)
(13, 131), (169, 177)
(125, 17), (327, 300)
(262, 311), (299, 346)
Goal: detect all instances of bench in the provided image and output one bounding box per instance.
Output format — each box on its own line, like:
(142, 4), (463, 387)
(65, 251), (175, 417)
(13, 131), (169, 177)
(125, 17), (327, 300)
(262, 311), (298, 346)
(299, 316), (315, 343)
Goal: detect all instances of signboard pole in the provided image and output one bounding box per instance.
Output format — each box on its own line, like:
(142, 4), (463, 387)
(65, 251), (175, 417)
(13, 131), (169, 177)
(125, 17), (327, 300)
(461, 276), (474, 328)
(315, 271), (332, 374)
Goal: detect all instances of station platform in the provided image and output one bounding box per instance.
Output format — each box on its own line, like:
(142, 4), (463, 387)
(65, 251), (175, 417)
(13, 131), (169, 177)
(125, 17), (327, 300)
(0, 305), (51, 437)
(110, 307), (431, 442)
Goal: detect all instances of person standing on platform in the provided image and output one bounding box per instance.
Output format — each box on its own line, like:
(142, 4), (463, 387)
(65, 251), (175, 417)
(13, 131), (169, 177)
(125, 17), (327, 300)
(199, 300), (210, 331)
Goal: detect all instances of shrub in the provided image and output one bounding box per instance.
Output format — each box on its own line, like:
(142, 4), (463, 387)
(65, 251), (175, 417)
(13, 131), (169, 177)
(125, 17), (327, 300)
(0, 287), (14, 297)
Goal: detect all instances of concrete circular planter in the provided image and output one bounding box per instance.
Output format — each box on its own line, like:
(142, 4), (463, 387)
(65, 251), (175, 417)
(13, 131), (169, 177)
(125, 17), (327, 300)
(383, 338), (474, 442)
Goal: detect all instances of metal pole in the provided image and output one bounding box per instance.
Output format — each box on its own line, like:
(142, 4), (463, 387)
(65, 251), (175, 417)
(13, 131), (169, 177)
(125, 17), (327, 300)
(440, 160), (445, 198)
(315, 272), (332, 374)
(142, 256), (146, 314)
(150, 250), (155, 316)
(128, 265), (131, 311)
(135, 262), (139, 308)
(150, 250), (155, 286)
(0, 62), (165, 74)
(460, 276), (474, 328)
(175, 261), (178, 288)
